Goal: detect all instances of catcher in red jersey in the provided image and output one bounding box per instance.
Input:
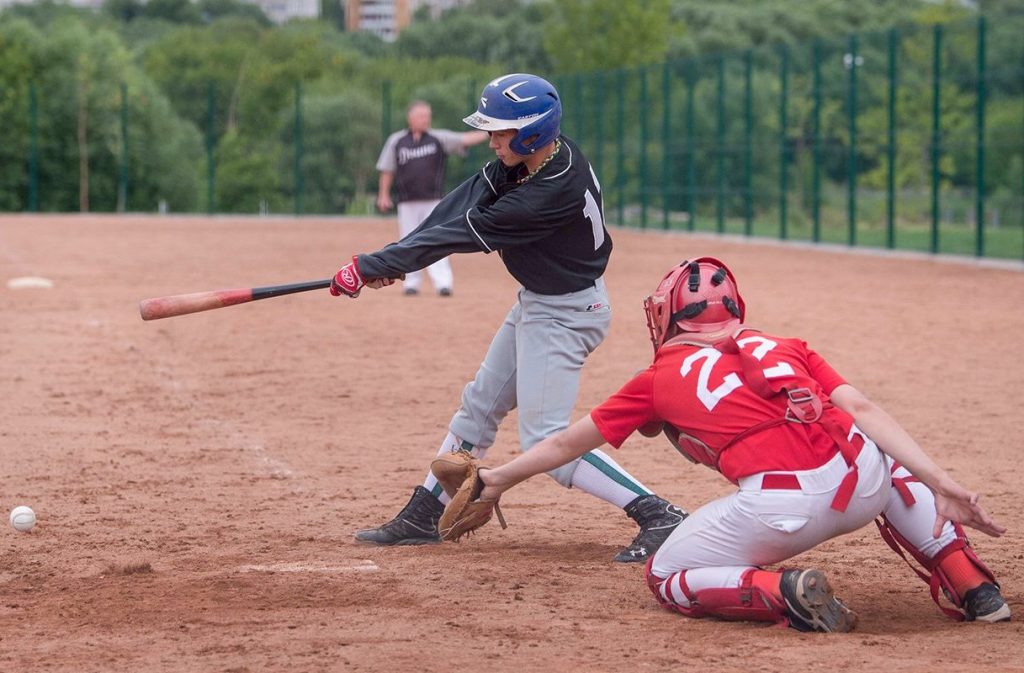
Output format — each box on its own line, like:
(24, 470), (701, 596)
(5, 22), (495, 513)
(469, 257), (1011, 632)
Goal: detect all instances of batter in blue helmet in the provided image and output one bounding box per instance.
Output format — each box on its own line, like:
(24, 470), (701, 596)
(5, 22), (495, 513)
(330, 73), (688, 561)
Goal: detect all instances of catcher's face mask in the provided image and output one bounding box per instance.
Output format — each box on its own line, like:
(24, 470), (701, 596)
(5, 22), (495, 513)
(643, 257), (745, 352)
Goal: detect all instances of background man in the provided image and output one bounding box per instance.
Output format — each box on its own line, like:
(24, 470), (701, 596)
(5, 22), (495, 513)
(376, 101), (487, 297)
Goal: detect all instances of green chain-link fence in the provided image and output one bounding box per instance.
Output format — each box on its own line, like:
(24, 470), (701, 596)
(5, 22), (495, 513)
(4, 15), (1023, 260)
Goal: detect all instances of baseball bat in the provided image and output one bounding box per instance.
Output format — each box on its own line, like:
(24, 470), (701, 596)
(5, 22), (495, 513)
(139, 278), (331, 321)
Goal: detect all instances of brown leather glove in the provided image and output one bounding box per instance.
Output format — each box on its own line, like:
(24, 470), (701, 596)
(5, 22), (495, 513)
(430, 451), (507, 541)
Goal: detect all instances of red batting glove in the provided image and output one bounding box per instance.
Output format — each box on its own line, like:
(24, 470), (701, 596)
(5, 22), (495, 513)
(330, 255), (365, 298)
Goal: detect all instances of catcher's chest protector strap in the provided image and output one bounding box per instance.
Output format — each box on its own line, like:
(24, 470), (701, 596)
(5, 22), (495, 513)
(714, 337), (860, 512)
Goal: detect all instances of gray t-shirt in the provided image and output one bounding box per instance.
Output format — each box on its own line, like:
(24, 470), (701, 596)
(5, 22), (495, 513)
(377, 129), (468, 203)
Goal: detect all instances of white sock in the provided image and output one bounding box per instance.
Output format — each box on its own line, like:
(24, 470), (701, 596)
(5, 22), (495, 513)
(422, 432), (488, 505)
(569, 449), (652, 509)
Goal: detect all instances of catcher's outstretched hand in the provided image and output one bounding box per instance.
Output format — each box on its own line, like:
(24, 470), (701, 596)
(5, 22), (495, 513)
(430, 451), (507, 542)
(932, 484), (1005, 538)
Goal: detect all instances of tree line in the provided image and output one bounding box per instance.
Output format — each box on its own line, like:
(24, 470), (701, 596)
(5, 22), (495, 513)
(0, 0), (1020, 215)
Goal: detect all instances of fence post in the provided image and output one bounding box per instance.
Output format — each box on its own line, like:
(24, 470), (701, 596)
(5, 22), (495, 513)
(779, 45), (789, 239)
(465, 79), (478, 181)
(382, 80), (392, 142)
(716, 55), (726, 233)
(294, 81), (304, 216)
(887, 29), (898, 249)
(594, 71), (605, 188)
(847, 34), (858, 246)
(640, 65), (649, 229)
(744, 49), (753, 236)
(662, 61), (671, 230)
(616, 68), (626, 225)
(28, 83), (39, 213)
(118, 82), (128, 213)
(930, 24), (942, 254)
(975, 16), (986, 257)
(812, 41), (822, 242)
(686, 60), (696, 231)
(575, 72), (584, 145)
(206, 81), (216, 215)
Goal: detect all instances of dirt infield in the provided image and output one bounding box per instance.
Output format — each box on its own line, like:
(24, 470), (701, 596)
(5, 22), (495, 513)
(1, 215), (1021, 673)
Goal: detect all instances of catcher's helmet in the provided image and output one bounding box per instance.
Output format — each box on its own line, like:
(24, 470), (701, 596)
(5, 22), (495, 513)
(643, 257), (745, 352)
(463, 73), (561, 155)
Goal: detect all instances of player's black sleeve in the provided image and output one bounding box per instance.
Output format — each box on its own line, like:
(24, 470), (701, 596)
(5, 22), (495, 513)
(464, 183), (572, 252)
(356, 172), (494, 279)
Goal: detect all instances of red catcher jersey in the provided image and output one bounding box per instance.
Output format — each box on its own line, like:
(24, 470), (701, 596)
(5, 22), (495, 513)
(590, 328), (852, 483)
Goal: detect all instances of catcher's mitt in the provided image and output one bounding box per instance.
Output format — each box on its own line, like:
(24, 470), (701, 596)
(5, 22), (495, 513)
(430, 451), (507, 542)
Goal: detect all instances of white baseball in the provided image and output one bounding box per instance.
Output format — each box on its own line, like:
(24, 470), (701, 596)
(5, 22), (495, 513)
(10, 505), (36, 532)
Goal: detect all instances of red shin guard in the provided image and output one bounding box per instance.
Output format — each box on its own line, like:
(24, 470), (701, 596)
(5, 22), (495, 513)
(876, 516), (998, 621)
(645, 560), (788, 625)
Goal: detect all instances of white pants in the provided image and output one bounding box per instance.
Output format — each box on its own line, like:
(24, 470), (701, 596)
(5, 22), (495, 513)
(650, 427), (958, 597)
(397, 200), (453, 293)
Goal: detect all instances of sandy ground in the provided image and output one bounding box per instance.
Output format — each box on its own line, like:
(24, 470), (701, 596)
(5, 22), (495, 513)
(1, 214), (1022, 673)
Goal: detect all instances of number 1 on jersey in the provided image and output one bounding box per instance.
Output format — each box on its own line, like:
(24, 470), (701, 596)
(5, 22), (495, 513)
(584, 164), (604, 250)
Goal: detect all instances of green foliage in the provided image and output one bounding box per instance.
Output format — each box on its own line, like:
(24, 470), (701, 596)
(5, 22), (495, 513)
(320, 0), (343, 32)
(0, 0), (1020, 240)
(284, 90), (379, 213)
(667, 0), (920, 59)
(0, 13), (201, 211)
(103, 0), (145, 23)
(0, 17), (43, 210)
(1, 0), (96, 28)
(141, 18), (263, 131)
(142, 0), (202, 24)
(394, 0), (549, 71)
(196, 0), (271, 26)
(543, 0), (679, 71)
(212, 130), (283, 213)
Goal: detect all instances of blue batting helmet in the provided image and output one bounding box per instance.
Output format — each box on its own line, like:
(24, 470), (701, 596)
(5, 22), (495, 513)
(463, 73), (562, 155)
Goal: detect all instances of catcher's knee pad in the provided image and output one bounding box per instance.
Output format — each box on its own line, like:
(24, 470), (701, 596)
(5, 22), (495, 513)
(876, 515), (998, 621)
(644, 560), (787, 625)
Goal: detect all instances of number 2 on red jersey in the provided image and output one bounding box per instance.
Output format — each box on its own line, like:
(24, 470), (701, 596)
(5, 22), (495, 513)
(680, 336), (795, 411)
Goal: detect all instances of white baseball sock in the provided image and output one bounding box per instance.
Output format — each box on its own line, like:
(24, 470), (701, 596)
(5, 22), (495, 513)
(568, 449), (652, 509)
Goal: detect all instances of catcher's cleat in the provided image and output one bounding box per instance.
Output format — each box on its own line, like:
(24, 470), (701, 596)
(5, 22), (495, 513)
(613, 495), (688, 563)
(780, 568), (858, 633)
(963, 583), (1012, 623)
(353, 486), (444, 546)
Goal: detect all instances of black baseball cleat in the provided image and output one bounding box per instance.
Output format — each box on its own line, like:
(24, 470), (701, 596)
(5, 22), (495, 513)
(403, 287), (420, 296)
(354, 486), (444, 545)
(613, 495), (688, 563)
(963, 583), (1012, 623)
(438, 288), (453, 297)
(780, 568), (858, 633)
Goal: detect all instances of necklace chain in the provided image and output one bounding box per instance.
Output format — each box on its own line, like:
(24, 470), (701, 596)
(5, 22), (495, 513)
(517, 139), (561, 185)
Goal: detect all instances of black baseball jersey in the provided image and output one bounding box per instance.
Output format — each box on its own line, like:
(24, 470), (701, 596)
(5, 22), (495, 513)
(358, 136), (613, 296)
(377, 129), (467, 203)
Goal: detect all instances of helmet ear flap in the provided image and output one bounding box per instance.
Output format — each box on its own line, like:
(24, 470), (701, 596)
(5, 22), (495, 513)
(643, 262), (691, 352)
